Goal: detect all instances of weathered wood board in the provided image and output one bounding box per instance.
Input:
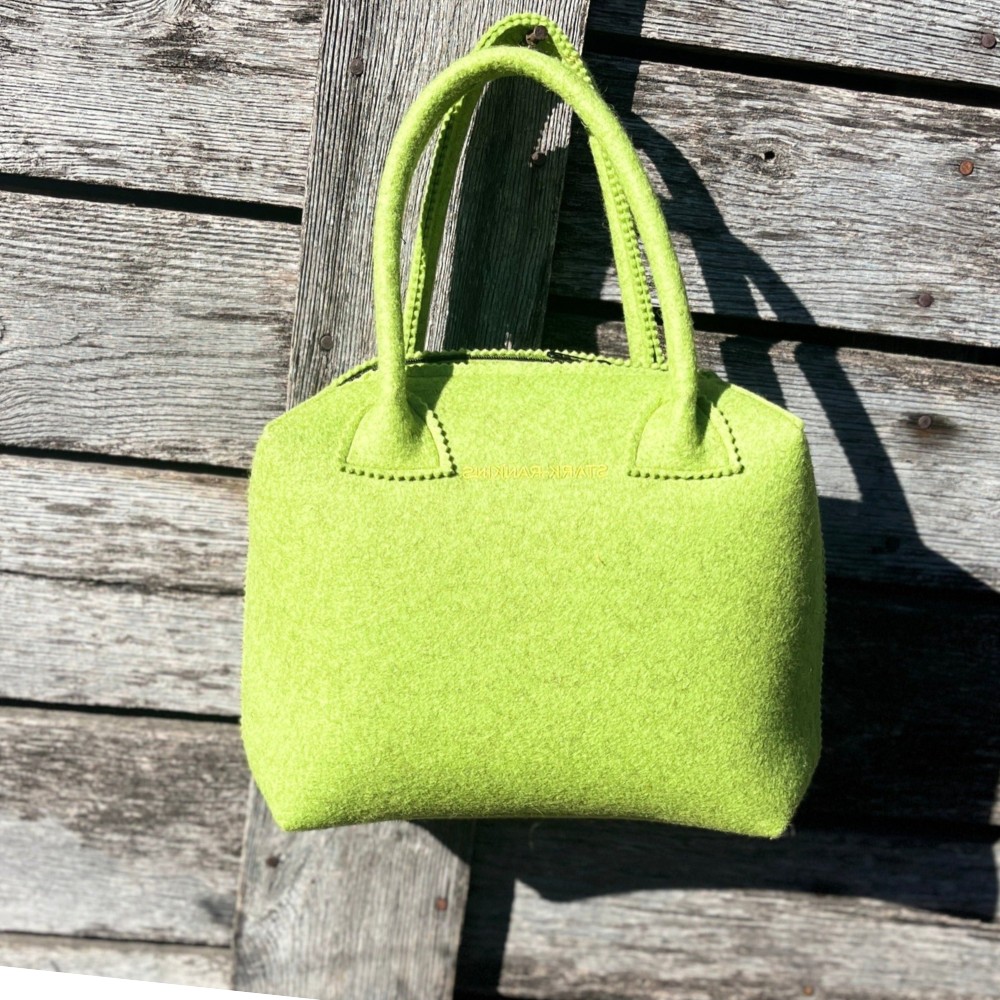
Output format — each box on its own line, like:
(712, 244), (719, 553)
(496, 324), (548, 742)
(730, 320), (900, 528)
(288, 0), (593, 403)
(0, 454), (247, 592)
(234, 803), (476, 998)
(0, 933), (232, 990)
(552, 55), (1000, 347)
(3, 1), (997, 206)
(0, 707), (246, 945)
(590, 0), (1000, 89)
(0, 191), (295, 467)
(457, 821), (1000, 1000)
(0, 573), (242, 717)
(0, 0), (320, 205)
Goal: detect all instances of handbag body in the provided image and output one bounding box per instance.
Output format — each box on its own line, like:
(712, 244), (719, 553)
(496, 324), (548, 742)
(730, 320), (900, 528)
(242, 16), (825, 838)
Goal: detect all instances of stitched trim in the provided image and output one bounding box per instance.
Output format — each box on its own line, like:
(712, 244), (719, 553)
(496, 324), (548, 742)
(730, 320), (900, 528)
(334, 354), (728, 388)
(322, 355), (746, 482)
(332, 353), (725, 393)
(338, 395), (457, 480)
(627, 395), (743, 481)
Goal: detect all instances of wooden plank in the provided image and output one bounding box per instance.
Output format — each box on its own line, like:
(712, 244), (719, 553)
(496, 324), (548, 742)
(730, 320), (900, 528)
(234, 800), (475, 998)
(237, 2), (591, 997)
(0, 933), (232, 990)
(3, 1), (995, 207)
(547, 313), (1000, 590)
(457, 820), (1000, 1000)
(0, 573), (241, 717)
(551, 55), (1000, 348)
(0, 454), (247, 592)
(0, 707), (247, 945)
(0, 191), (295, 468)
(589, 0), (1000, 89)
(0, 1), (319, 205)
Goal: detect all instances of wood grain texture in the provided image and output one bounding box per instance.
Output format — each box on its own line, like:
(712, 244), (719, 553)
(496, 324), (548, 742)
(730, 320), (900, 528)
(0, 0), (319, 205)
(0, 453), (247, 592)
(4, 0), (996, 207)
(457, 820), (1000, 1000)
(234, 797), (475, 998)
(288, 0), (592, 405)
(0, 707), (247, 945)
(0, 933), (232, 990)
(0, 573), (241, 716)
(0, 191), (296, 467)
(546, 315), (1000, 590)
(551, 55), (1000, 347)
(589, 0), (1000, 89)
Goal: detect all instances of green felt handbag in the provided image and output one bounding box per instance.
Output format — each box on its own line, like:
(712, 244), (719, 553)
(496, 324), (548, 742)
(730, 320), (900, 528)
(241, 14), (824, 838)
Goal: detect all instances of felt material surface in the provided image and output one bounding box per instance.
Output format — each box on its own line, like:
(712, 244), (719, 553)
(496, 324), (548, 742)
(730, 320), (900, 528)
(241, 17), (825, 838)
(243, 353), (825, 837)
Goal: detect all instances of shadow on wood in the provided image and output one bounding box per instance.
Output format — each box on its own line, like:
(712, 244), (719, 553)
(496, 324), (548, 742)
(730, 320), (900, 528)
(455, 37), (1000, 995)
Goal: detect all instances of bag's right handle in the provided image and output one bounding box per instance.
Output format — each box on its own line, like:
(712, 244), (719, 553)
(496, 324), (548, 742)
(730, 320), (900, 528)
(402, 14), (662, 365)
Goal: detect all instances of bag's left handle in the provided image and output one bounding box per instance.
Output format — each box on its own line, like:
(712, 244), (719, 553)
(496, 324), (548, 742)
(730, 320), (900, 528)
(401, 14), (662, 367)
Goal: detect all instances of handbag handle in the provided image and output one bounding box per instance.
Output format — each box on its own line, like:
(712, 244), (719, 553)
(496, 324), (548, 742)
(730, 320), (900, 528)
(401, 14), (661, 365)
(356, 45), (701, 476)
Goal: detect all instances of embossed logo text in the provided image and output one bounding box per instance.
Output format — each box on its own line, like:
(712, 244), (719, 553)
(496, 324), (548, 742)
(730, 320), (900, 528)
(461, 464), (609, 481)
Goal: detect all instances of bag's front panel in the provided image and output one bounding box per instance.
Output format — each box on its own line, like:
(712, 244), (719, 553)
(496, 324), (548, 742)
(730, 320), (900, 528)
(242, 360), (823, 837)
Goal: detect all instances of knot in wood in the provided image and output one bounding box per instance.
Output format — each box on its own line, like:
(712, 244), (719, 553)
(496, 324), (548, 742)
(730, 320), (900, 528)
(525, 25), (549, 48)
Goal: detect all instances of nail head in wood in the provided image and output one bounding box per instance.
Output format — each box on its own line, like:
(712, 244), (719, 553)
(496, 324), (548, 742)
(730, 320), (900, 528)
(959, 159), (975, 176)
(525, 25), (549, 47)
(265, 855), (281, 868)
(434, 896), (448, 911)
(981, 31), (997, 49)
(348, 57), (365, 77)
(917, 414), (933, 430)
(319, 334), (334, 351)
(803, 989), (815, 997)
(917, 292), (934, 308)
